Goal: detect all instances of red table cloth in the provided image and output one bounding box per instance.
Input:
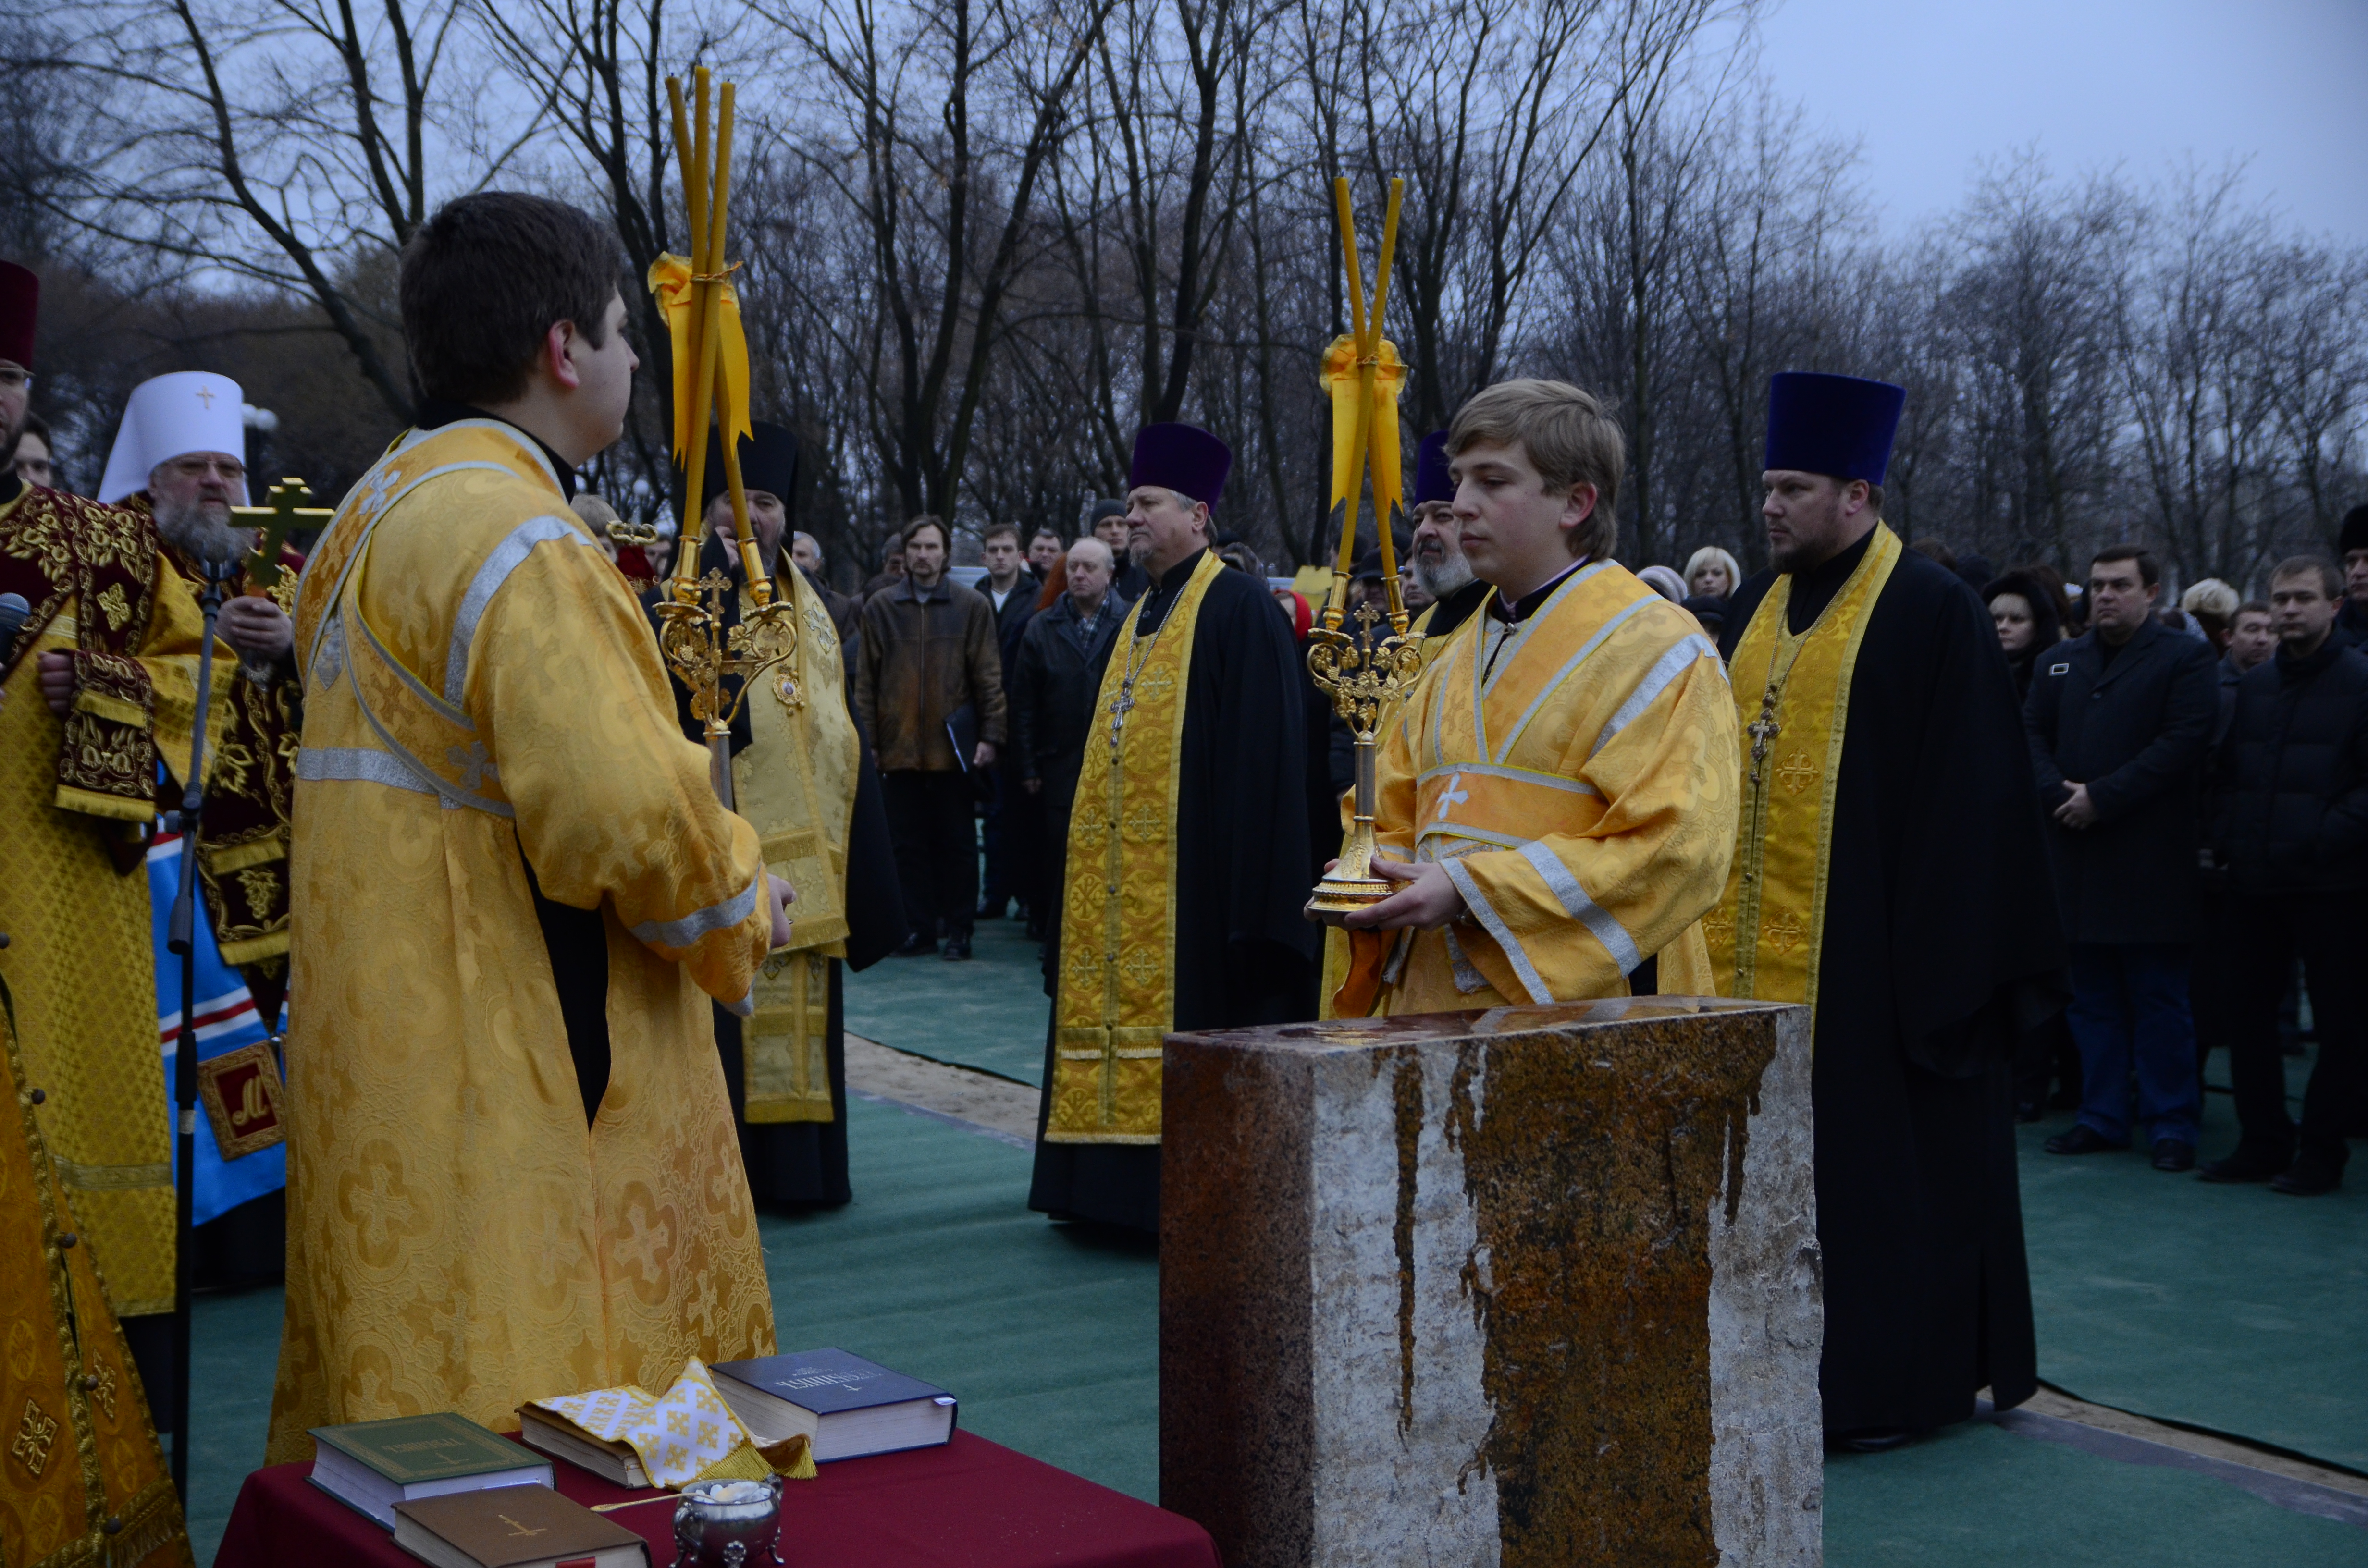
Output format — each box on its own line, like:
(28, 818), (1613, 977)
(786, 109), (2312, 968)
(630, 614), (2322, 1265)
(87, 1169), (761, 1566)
(212, 1430), (1219, 1568)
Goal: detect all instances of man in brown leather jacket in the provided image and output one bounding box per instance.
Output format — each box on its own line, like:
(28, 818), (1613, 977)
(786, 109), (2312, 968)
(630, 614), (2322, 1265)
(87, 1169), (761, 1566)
(853, 514), (1006, 959)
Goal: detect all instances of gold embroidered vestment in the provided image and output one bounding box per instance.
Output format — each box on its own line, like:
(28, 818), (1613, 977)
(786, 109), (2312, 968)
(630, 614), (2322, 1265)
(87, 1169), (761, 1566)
(1704, 524), (1903, 1009)
(1046, 551), (1222, 1143)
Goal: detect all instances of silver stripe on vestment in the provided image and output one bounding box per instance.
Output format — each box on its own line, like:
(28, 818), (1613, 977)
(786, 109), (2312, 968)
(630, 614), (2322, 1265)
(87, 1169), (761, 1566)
(344, 650), (515, 818)
(1442, 857), (1554, 1004)
(1495, 587), (1653, 764)
(1590, 633), (1721, 756)
(1418, 760), (1601, 797)
(1517, 839), (1642, 973)
(629, 874), (763, 950)
(295, 745), (439, 797)
(444, 516), (592, 705)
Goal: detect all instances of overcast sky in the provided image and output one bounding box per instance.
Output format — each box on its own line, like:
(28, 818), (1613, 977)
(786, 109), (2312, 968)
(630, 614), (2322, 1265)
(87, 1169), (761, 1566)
(1727, 0), (2368, 243)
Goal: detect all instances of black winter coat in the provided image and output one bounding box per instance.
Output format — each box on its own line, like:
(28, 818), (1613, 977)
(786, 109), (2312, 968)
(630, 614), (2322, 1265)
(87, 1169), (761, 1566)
(2024, 617), (2218, 944)
(1010, 590), (1132, 831)
(2207, 637), (2368, 894)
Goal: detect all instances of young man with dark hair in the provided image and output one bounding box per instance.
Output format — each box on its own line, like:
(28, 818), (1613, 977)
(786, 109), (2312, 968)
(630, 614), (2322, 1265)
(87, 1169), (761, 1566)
(1027, 524), (1065, 580)
(1329, 380), (1737, 1019)
(2201, 556), (2368, 1194)
(976, 521), (1040, 924)
(2025, 542), (2219, 1172)
(1709, 371), (2062, 1448)
(853, 514), (1006, 959)
(267, 191), (792, 1460)
(1028, 424), (1313, 1232)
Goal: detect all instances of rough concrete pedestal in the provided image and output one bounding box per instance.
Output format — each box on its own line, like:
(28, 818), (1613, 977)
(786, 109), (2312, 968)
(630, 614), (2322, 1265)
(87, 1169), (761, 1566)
(1160, 997), (1819, 1568)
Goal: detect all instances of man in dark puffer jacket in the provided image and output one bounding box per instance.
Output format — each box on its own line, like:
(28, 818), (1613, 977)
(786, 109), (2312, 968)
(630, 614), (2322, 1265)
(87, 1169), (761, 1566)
(2200, 555), (2368, 1194)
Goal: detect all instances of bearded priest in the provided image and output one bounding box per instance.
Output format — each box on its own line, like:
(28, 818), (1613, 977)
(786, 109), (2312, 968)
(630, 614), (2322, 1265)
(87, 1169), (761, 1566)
(99, 372), (305, 1017)
(1708, 371), (2064, 1448)
(266, 193), (793, 1460)
(1027, 423), (1316, 1233)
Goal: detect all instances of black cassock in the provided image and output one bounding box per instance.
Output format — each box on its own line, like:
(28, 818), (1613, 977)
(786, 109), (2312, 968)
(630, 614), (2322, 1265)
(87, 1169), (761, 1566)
(655, 548), (910, 1207)
(1725, 531), (2066, 1435)
(1028, 550), (1320, 1232)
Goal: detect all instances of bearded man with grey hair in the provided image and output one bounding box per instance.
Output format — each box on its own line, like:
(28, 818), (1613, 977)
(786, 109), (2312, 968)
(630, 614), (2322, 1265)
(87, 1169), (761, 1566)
(96, 373), (305, 1016)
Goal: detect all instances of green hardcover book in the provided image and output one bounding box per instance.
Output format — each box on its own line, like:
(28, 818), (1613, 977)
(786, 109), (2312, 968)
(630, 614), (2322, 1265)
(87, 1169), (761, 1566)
(308, 1412), (554, 1528)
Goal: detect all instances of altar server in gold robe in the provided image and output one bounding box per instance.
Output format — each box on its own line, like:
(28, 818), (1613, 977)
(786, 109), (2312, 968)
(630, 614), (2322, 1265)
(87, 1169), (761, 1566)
(1028, 423), (1315, 1233)
(671, 420), (905, 1206)
(1332, 380), (1738, 1015)
(266, 193), (792, 1460)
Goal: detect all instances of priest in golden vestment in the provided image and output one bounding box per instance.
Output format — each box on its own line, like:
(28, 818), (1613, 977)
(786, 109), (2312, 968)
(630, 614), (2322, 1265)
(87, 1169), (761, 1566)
(1705, 371), (2057, 1445)
(1332, 381), (1737, 1016)
(266, 194), (792, 1461)
(0, 273), (291, 1429)
(667, 422), (904, 1205)
(1027, 423), (1315, 1233)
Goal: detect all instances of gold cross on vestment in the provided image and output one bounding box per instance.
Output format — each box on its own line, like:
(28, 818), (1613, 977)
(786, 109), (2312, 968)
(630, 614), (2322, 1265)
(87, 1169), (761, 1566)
(230, 478), (333, 589)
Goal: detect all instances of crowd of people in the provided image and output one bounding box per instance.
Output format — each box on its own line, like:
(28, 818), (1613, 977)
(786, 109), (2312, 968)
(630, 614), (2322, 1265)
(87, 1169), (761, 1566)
(5, 183), (2365, 1521)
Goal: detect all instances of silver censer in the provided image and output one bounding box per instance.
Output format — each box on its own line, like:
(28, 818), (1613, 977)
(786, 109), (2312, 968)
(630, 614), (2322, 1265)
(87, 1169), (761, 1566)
(672, 1475), (785, 1567)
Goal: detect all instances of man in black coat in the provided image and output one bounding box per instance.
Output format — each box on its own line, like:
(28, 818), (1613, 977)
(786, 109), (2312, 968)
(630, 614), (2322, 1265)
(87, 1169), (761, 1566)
(2025, 544), (2219, 1170)
(977, 522), (1041, 923)
(2200, 556), (2368, 1195)
(1011, 535), (1131, 912)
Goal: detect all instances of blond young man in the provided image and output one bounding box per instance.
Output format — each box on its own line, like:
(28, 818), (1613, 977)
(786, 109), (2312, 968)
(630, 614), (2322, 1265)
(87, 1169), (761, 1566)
(1331, 379), (1739, 1014)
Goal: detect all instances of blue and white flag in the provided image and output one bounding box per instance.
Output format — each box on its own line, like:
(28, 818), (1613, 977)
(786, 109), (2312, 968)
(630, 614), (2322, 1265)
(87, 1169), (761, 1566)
(149, 831), (286, 1225)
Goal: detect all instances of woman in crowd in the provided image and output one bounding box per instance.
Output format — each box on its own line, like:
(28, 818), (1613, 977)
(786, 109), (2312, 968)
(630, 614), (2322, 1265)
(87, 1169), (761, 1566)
(1984, 567), (2063, 699)
(1685, 544), (1740, 600)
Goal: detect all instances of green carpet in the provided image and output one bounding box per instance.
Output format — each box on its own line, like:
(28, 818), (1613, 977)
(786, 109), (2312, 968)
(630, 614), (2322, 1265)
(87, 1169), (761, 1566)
(2018, 1048), (2368, 1470)
(843, 915), (1050, 1084)
(1824, 1417), (2367, 1565)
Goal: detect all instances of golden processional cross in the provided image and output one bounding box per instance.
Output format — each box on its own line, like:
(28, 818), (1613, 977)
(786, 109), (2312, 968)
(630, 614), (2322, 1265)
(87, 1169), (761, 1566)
(647, 67), (799, 809)
(1307, 176), (1424, 922)
(231, 478), (333, 590)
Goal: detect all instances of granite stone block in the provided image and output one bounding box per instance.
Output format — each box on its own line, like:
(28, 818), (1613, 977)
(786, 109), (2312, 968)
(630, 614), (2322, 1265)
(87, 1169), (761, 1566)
(1160, 997), (1820, 1568)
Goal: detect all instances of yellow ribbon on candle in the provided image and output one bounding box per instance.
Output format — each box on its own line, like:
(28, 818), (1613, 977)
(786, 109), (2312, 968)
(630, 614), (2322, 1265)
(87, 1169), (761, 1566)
(1320, 333), (1407, 581)
(647, 253), (754, 463)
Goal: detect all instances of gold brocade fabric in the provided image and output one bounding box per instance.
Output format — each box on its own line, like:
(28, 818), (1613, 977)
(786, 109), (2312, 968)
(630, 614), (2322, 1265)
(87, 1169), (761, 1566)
(0, 565), (224, 1320)
(265, 420), (776, 1463)
(0, 984), (193, 1568)
(1703, 525), (1902, 1009)
(1335, 561), (1735, 1017)
(1046, 551), (1222, 1144)
(731, 565), (858, 1125)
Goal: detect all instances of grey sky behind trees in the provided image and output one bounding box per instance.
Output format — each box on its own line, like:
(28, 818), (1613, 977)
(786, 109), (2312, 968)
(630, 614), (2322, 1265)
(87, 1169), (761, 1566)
(1739, 0), (2368, 242)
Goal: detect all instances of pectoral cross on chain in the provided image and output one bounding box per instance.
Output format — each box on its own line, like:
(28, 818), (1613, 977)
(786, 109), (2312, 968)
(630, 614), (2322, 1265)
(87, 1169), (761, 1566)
(1108, 683), (1137, 753)
(1747, 688), (1782, 786)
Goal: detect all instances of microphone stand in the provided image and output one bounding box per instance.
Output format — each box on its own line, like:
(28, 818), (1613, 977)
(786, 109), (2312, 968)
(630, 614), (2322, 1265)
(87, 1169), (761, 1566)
(166, 558), (232, 1503)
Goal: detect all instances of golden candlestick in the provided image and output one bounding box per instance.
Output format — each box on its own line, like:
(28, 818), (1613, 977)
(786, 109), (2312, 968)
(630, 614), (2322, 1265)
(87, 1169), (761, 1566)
(650, 67), (799, 807)
(1307, 176), (1421, 923)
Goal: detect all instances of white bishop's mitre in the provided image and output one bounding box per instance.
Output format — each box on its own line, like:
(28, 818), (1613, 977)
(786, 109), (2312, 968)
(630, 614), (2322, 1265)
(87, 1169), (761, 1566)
(99, 371), (250, 506)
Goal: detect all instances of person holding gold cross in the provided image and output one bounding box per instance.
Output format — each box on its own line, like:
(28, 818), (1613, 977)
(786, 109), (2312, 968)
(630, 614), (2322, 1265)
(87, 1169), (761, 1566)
(98, 371), (307, 1021)
(265, 192), (792, 1459)
(1026, 422), (1317, 1234)
(1706, 370), (2061, 1448)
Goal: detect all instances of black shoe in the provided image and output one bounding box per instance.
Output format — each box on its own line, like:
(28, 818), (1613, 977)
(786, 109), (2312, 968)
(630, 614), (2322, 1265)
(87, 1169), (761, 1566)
(2014, 1100), (2044, 1124)
(2045, 1124), (2129, 1156)
(941, 936), (973, 961)
(1827, 1427), (1913, 1454)
(2150, 1139), (2195, 1173)
(2270, 1158), (2341, 1196)
(2196, 1147), (2289, 1183)
(893, 933), (938, 957)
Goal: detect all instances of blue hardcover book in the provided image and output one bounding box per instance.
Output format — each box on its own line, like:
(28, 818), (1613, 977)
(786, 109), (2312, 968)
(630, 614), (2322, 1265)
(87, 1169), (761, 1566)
(708, 1348), (958, 1461)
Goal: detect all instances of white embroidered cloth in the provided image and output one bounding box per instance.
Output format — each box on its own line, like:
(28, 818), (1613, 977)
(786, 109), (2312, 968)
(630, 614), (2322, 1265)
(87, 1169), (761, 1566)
(530, 1357), (764, 1488)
